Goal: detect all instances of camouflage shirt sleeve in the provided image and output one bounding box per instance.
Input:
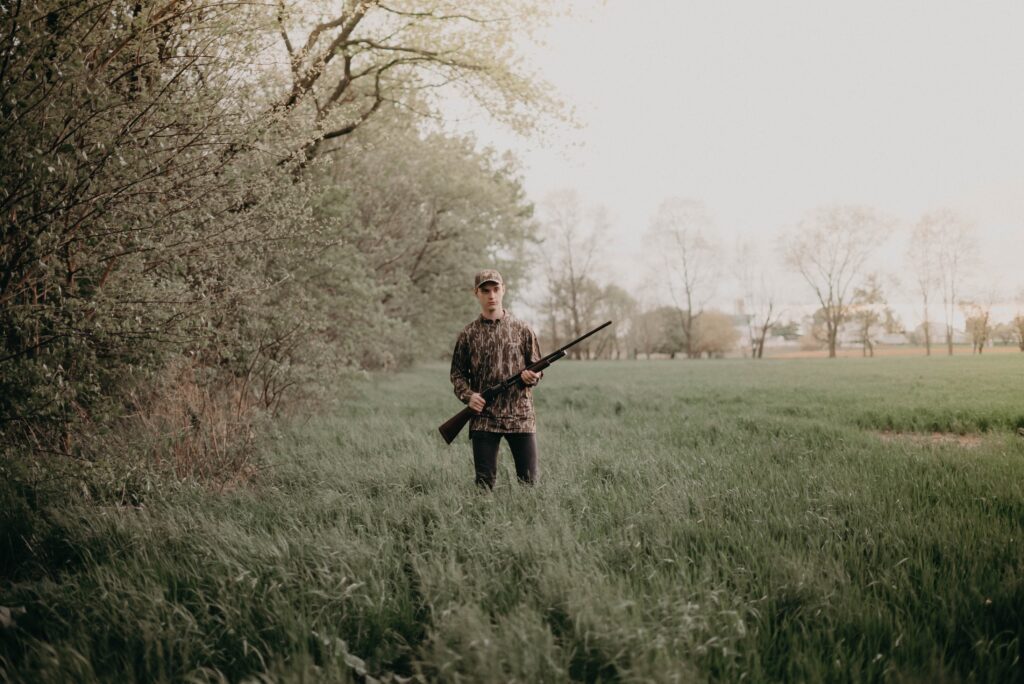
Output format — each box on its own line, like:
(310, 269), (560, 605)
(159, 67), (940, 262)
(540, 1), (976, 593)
(450, 330), (474, 403)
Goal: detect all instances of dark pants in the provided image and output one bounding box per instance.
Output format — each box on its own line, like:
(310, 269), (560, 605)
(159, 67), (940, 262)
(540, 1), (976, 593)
(470, 432), (538, 489)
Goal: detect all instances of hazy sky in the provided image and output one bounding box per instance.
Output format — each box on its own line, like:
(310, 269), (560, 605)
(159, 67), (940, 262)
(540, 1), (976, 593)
(455, 0), (1024, 321)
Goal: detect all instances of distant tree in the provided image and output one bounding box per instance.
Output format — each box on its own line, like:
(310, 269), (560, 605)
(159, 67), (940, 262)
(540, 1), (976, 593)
(849, 274), (901, 357)
(783, 205), (888, 358)
(800, 309), (830, 351)
(960, 299), (993, 355)
(692, 310), (740, 358)
(907, 218), (941, 355)
(648, 199), (720, 358)
(632, 306), (687, 358)
(735, 240), (783, 359)
(630, 308), (661, 359)
(992, 322), (1016, 347)
(908, 322), (941, 347)
(1013, 315), (1024, 352)
(850, 286), (883, 357)
(921, 210), (978, 355)
(1014, 289), (1024, 352)
(593, 284), (637, 359)
(771, 320), (801, 341)
(537, 191), (607, 358)
(964, 315), (990, 354)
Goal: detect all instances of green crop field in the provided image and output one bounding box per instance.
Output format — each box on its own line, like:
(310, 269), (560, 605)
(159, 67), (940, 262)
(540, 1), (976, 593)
(3, 355), (1024, 682)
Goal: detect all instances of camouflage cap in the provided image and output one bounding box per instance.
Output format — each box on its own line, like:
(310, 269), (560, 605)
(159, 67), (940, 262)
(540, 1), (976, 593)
(473, 269), (503, 289)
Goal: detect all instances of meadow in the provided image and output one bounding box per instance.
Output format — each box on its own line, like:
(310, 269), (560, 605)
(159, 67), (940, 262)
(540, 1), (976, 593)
(2, 355), (1023, 682)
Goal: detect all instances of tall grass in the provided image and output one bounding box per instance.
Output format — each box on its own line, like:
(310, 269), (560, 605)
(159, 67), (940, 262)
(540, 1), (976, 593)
(2, 355), (1023, 682)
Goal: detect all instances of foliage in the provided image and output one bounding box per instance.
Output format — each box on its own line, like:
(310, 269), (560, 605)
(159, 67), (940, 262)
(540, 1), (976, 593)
(0, 0), (549, 467)
(691, 310), (740, 358)
(0, 0), (309, 454)
(770, 320), (801, 341)
(991, 322), (1016, 347)
(271, 0), (566, 161)
(312, 117), (537, 365)
(848, 273), (900, 357)
(590, 284), (637, 359)
(962, 306), (992, 355)
(630, 306), (687, 358)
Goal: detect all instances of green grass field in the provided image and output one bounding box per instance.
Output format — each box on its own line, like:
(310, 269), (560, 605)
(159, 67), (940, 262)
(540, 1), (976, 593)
(3, 355), (1024, 682)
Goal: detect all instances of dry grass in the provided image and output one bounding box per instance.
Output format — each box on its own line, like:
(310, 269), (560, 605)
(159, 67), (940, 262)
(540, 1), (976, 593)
(121, 360), (264, 489)
(875, 430), (987, 448)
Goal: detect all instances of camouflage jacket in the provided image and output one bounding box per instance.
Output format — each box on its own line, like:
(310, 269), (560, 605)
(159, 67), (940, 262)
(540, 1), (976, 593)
(450, 310), (543, 434)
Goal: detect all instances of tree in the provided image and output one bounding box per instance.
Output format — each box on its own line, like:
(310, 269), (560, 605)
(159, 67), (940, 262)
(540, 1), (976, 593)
(630, 309), (661, 359)
(0, 0), (307, 449)
(783, 205), (888, 358)
(647, 307), (687, 358)
(800, 309), (830, 351)
(314, 117), (536, 362)
(963, 314), (991, 354)
(537, 190), (606, 359)
(0, 0), (549, 463)
(960, 298), (994, 355)
(592, 284), (637, 359)
(992, 322), (1016, 347)
(907, 218), (940, 355)
(270, 0), (564, 162)
(923, 210), (977, 355)
(647, 198), (719, 358)
(771, 320), (801, 341)
(1013, 288), (1024, 352)
(691, 310), (740, 358)
(736, 240), (783, 359)
(848, 274), (900, 357)
(1013, 316), (1024, 352)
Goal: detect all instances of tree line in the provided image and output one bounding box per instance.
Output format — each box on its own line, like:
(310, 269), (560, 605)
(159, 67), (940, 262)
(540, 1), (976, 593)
(1, 0), (559, 475)
(533, 194), (1024, 360)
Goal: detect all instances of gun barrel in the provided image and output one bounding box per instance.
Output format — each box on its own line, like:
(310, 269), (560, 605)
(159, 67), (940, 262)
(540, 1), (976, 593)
(553, 320), (612, 356)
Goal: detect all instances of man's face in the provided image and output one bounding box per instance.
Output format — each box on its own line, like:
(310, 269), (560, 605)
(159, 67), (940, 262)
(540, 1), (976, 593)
(475, 282), (504, 314)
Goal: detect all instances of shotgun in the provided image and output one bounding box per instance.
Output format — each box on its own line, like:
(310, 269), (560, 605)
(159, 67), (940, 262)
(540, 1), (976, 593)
(438, 320), (612, 444)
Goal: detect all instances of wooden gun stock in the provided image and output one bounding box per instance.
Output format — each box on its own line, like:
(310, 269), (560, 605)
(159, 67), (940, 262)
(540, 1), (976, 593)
(439, 406), (476, 445)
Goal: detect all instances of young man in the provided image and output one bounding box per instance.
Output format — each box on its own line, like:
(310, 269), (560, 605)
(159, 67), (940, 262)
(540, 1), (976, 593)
(449, 269), (544, 489)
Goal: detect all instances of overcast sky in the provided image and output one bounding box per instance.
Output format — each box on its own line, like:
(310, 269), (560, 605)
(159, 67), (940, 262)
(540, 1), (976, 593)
(453, 0), (1024, 322)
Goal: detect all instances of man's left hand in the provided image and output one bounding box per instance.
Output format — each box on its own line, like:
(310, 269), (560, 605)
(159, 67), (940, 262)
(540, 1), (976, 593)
(521, 370), (541, 386)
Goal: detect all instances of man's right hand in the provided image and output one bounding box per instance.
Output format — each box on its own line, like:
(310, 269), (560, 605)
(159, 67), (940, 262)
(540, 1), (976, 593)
(468, 393), (486, 413)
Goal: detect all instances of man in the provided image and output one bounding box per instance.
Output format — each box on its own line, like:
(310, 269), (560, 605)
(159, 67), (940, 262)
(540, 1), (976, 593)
(450, 269), (543, 489)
